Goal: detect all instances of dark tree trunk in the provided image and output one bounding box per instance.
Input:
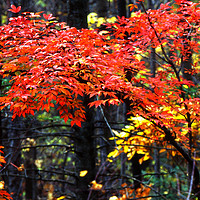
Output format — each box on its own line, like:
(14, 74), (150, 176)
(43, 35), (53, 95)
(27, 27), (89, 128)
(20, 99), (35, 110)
(3, 117), (22, 200)
(20, 0), (35, 12)
(67, 0), (88, 29)
(131, 153), (142, 189)
(66, 1), (96, 199)
(23, 124), (37, 200)
(74, 96), (96, 200)
(117, 0), (145, 191)
(96, 0), (107, 17)
(66, 1), (95, 199)
(117, 0), (126, 17)
(0, 0), (2, 25)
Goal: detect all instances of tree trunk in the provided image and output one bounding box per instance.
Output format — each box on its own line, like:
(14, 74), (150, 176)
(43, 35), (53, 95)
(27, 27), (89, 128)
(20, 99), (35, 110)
(23, 125), (37, 200)
(3, 117), (22, 199)
(117, 0), (126, 17)
(96, 0), (107, 17)
(66, 1), (96, 199)
(67, 0), (88, 29)
(21, 0), (35, 12)
(74, 96), (96, 200)
(0, 0), (2, 26)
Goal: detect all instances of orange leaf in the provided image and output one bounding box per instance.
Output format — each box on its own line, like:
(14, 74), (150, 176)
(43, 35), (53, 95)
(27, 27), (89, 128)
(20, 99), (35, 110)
(128, 4), (138, 12)
(90, 180), (103, 190)
(0, 156), (6, 164)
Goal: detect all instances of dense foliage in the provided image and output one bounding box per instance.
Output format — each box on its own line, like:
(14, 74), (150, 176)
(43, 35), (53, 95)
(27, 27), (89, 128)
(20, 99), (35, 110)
(0, 0), (200, 199)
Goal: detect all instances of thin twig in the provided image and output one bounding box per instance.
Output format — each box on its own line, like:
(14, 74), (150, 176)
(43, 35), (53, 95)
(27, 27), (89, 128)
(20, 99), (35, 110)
(176, 174), (187, 199)
(96, 96), (118, 148)
(186, 151), (196, 200)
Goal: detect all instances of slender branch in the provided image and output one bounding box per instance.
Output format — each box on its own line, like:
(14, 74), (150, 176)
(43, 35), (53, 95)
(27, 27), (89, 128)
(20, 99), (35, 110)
(0, 173), (75, 185)
(187, 151), (196, 200)
(140, 2), (172, 65)
(176, 174), (187, 199)
(140, 1), (182, 84)
(139, 105), (199, 189)
(96, 96), (118, 148)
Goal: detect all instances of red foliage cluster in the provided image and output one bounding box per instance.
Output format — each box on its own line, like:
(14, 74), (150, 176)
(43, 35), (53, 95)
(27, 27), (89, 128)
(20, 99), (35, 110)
(0, 1), (199, 131)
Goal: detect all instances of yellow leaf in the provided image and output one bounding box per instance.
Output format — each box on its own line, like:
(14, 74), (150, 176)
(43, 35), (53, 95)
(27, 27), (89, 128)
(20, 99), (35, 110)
(135, 54), (142, 61)
(0, 181), (4, 189)
(107, 158), (113, 162)
(80, 170), (88, 177)
(143, 154), (151, 161)
(127, 150), (135, 160)
(107, 16), (117, 23)
(137, 149), (145, 154)
(139, 154), (150, 164)
(124, 145), (129, 153)
(123, 125), (134, 132)
(47, 184), (54, 200)
(112, 129), (129, 138)
(109, 196), (119, 200)
(112, 129), (120, 137)
(97, 17), (106, 27)
(171, 151), (176, 156)
(116, 139), (124, 145)
(160, 134), (165, 138)
(107, 149), (119, 158)
(119, 131), (129, 138)
(57, 196), (66, 200)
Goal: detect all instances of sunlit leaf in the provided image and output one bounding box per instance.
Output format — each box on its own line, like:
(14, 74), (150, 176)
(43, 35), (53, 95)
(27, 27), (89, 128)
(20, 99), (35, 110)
(0, 181), (4, 190)
(90, 180), (103, 190)
(79, 170), (88, 177)
(109, 196), (118, 200)
(57, 196), (66, 200)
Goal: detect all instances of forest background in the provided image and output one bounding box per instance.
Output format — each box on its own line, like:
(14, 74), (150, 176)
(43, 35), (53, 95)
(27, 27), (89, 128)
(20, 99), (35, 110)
(0, 0), (200, 200)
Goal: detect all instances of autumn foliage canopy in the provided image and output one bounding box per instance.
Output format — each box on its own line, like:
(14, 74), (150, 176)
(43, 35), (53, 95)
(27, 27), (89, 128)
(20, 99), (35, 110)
(0, 0), (200, 198)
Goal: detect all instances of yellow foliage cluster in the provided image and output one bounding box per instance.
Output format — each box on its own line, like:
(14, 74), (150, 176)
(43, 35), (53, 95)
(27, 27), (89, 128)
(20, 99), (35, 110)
(108, 117), (154, 164)
(87, 12), (116, 29)
(108, 108), (200, 163)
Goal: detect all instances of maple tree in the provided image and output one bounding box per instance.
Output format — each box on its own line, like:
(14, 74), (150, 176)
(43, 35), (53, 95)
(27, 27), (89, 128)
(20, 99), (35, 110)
(0, 0), (200, 199)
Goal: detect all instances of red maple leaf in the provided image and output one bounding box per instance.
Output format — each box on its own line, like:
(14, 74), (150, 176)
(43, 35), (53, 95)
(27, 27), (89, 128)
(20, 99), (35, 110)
(43, 13), (55, 20)
(9, 5), (21, 13)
